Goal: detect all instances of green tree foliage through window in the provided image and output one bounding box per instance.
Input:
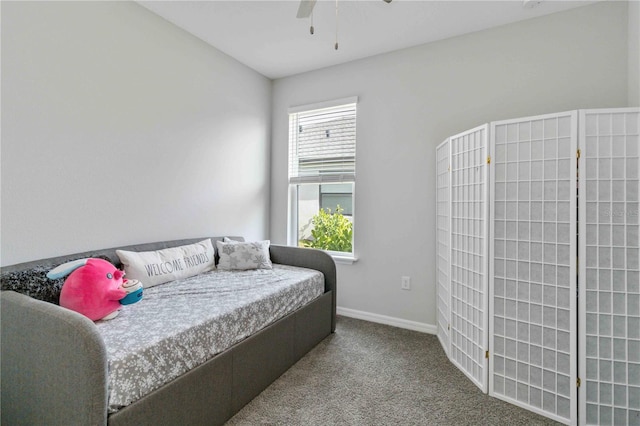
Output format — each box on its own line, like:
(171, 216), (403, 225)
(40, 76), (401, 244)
(300, 206), (353, 253)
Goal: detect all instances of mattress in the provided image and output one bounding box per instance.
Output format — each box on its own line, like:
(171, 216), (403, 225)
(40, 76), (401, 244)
(95, 264), (325, 413)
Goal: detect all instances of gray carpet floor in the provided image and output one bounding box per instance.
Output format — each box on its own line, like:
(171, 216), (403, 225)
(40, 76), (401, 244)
(226, 316), (562, 426)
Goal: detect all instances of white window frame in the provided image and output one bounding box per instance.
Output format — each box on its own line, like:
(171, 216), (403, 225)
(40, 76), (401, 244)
(287, 97), (358, 263)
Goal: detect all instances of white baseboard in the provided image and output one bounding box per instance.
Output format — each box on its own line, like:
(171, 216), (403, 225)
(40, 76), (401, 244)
(336, 307), (437, 335)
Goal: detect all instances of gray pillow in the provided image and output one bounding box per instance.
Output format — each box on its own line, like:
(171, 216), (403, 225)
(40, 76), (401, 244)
(1, 266), (64, 304)
(0, 254), (113, 305)
(216, 240), (272, 270)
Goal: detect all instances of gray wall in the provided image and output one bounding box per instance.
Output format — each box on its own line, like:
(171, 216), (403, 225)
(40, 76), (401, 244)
(1, 1), (634, 328)
(630, 0), (639, 106)
(270, 2), (630, 328)
(1, 1), (272, 265)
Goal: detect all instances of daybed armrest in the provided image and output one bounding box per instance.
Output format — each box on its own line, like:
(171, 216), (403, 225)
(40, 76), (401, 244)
(1, 291), (108, 426)
(269, 245), (337, 332)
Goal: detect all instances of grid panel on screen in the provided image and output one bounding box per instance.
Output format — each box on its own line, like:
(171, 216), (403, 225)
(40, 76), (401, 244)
(489, 112), (577, 424)
(579, 109), (640, 426)
(449, 125), (489, 392)
(437, 139), (451, 356)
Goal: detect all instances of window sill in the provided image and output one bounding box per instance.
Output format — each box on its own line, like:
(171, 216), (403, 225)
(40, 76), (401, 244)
(288, 244), (357, 264)
(328, 253), (358, 264)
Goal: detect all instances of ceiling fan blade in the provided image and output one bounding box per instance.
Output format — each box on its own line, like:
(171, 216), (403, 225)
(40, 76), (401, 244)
(296, 0), (317, 19)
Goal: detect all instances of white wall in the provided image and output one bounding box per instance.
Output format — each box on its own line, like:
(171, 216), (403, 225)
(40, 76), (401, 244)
(1, 1), (271, 265)
(271, 2), (629, 329)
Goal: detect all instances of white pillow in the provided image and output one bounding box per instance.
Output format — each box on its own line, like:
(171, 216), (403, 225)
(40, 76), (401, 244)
(216, 240), (272, 270)
(116, 239), (216, 288)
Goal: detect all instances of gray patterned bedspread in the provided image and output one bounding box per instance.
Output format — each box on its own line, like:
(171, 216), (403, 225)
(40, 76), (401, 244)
(95, 264), (325, 413)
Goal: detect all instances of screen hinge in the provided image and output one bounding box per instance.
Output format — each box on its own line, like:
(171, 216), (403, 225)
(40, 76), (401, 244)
(577, 149), (581, 159)
(485, 350), (489, 359)
(577, 377), (581, 387)
(487, 156), (491, 165)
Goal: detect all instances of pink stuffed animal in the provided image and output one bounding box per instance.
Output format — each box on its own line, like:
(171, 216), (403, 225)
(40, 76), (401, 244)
(47, 258), (134, 321)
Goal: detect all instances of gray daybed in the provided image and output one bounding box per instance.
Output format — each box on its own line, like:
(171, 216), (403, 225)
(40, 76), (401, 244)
(1, 237), (336, 426)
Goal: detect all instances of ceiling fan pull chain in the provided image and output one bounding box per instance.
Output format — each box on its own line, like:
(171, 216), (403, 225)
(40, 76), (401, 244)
(335, 0), (339, 50)
(310, 11), (314, 35)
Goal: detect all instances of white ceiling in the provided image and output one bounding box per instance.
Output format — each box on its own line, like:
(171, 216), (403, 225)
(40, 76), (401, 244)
(138, 0), (596, 79)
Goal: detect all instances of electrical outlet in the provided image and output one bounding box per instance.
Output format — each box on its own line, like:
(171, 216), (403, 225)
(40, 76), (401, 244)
(401, 276), (411, 290)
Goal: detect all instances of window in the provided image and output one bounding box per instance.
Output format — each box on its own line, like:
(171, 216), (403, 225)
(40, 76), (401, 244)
(320, 184), (353, 216)
(288, 97), (357, 256)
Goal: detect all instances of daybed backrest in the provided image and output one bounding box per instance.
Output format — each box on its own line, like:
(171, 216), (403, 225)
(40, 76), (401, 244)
(0, 236), (243, 304)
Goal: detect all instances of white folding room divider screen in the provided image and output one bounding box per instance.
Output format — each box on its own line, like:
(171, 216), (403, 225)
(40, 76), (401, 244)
(579, 109), (640, 426)
(448, 125), (490, 393)
(489, 111), (578, 424)
(435, 107), (639, 426)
